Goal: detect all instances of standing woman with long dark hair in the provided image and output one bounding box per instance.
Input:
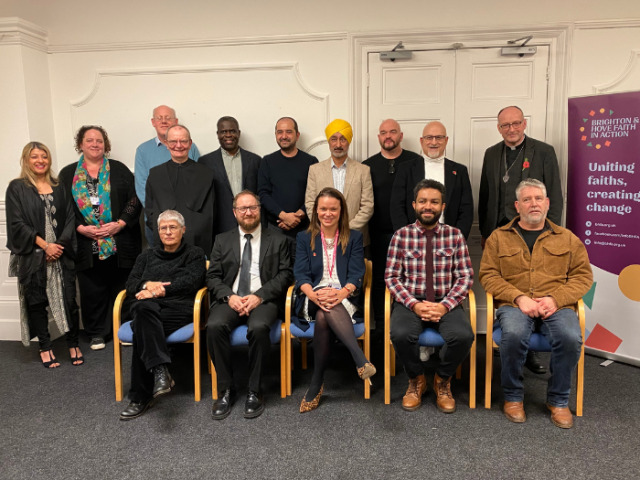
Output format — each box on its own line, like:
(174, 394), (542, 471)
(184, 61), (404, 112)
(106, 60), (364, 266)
(6, 142), (83, 367)
(59, 126), (142, 351)
(292, 187), (375, 412)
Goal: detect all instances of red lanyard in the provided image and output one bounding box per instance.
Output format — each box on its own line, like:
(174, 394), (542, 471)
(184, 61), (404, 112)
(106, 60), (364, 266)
(320, 229), (340, 284)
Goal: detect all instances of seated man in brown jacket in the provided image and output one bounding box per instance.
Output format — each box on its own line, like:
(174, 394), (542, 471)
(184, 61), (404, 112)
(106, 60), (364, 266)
(479, 179), (592, 429)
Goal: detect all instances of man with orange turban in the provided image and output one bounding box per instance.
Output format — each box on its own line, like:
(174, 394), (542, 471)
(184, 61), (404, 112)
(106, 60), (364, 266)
(305, 119), (373, 245)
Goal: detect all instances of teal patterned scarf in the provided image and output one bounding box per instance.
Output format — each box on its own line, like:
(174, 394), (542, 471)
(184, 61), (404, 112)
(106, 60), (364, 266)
(71, 155), (116, 260)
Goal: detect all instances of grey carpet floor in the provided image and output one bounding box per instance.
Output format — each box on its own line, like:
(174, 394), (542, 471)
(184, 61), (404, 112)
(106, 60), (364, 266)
(1, 335), (639, 480)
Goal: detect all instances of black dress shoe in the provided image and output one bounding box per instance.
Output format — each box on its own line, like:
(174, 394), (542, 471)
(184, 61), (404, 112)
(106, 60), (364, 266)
(151, 364), (174, 397)
(244, 390), (265, 419)
(524, 351), (547, 374)
(212, 389), (237, 420)
(119, 398), (154, 421)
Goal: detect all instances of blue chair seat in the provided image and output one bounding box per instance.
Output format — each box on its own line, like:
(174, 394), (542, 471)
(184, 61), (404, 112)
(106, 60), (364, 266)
(418, 327), (446, 348)
(289, 321), (366, 339)
(229, 320), (283, 346)
(492, 328), (551, 352)
(117, 321), (195, 344)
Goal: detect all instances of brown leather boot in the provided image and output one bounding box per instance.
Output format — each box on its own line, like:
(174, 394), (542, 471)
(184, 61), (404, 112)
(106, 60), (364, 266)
(547, 404), (574, 429)
(402, 374), (427, 411)
(503, 401), (526, 423)
(433, 373), (456, 413)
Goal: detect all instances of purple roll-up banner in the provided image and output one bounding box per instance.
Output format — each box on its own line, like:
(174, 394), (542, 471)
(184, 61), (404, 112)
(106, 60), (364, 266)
(567, 91), (640, 366)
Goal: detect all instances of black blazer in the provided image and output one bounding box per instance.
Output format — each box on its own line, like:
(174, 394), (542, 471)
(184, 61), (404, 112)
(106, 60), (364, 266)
(292, 230), (366, 331)
(145, 160), (216, 255)
(478, 136), (563, 239)
(206, 227), (293, 313)
(59, 159), (142, 272)
(198, 147), (262, 237)
(390, 158), (473, 239)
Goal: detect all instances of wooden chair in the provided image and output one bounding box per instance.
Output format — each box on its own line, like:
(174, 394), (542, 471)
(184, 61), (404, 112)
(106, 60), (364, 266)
(484, 293), (586, 416)
(113, 262), (209, 402)
(384, 288), (477, 407)
(285, 259), (373, 399)
(209, 321), (287, 400)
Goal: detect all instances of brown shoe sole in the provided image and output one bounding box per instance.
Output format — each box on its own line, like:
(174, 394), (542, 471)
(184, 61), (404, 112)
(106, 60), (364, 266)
(504, 411), (526, 423)
(437, 404), (456, 414)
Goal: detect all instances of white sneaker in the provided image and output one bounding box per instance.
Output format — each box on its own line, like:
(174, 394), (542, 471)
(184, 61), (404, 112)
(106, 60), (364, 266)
(420, 346), (435, 362)
(90, 337), (106, 350)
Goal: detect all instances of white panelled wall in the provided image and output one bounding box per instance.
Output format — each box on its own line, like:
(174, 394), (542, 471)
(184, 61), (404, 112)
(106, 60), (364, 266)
(0, 3), (639, 339)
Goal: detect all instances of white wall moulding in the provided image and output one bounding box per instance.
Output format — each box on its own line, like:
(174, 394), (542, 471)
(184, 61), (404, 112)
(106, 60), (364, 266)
(593, 49), (640, 94)
(574, 19), (640, 30)
(0, 17), (48, 53)
(69, 62), (331, 167)
(48, 32), (348, 54)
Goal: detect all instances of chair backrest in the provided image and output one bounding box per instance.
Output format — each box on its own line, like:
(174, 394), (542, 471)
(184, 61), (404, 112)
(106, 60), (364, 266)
(363, 259), (372, 289)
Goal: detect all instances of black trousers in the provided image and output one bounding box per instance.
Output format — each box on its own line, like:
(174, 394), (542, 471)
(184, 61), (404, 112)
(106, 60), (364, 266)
(77, 254), (131, 338)
(390, 303), (474, 379)
(128, 300), (191, 402)
(26, 267), (81, 350)
(370, 232), (394, 324)
(206, 302), (279, 392)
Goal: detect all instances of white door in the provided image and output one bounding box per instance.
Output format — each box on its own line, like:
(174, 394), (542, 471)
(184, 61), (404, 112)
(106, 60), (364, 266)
(367, 49), (456, 156)
(368, 46), (551, 332)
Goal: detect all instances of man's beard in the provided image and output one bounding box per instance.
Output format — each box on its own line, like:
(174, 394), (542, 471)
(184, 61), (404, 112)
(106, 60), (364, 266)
(416, 209), (442, 227)
(239, 216), (261, 231)
(278, 138), (297, 153)
(381, 140), (397, 152)
(332, 148), (348, 158)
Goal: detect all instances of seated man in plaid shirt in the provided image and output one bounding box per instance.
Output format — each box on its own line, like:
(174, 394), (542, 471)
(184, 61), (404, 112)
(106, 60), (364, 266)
(385, 179), (474, 413)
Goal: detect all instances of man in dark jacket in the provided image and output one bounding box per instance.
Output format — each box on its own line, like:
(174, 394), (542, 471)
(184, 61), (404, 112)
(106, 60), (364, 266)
(199, 116), (262, 238)
(206, 190), (292, 420)
(145, 125), (215, 255)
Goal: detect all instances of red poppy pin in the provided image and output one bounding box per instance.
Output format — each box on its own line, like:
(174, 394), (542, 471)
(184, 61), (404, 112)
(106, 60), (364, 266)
(313, 253), (317, 256)
(522, 158), (530, 171)
(453, 171), (457, 175)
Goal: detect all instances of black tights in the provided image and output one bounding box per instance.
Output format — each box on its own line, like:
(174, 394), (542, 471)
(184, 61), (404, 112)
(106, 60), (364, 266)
(305, 304), (367, 401)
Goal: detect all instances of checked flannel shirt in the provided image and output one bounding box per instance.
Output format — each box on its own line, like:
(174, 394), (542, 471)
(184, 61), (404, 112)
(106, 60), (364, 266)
(385, 221), (473, 312)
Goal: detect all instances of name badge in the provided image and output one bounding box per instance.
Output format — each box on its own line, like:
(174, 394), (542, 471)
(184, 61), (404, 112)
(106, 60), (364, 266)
(90, 196), (100, 206)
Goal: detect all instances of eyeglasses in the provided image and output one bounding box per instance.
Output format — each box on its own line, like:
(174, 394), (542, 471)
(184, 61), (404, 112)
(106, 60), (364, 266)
(234, 205), (260, 214)
(167, 140), (190, 147)
(388, 159), (396, 174)
(499, 121), (524, 130)
(153, 116), (176, 122)
(159, 225), (180, 233)
(421, 135), (447, 142)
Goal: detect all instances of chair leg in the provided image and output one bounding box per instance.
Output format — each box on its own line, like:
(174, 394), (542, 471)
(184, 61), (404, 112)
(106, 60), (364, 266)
(287, 335), (293, 396)
(211, 359), (218, 400)
(364, 335), (370, 400)
(485, 340), (494, 409)
(193, 335), (201, 403)
(390, 345), (396, 377)
(280, 326), (286, 399)
(384, 339), (391, 405)
(301, 339), (307, 369)
(114, 339), (123, 402)
(577, 346), (585, 417)
(469, 339), (477, 409)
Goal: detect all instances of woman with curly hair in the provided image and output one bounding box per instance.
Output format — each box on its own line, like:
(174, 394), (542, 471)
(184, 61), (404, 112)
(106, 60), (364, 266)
(59, 126), (142, 351)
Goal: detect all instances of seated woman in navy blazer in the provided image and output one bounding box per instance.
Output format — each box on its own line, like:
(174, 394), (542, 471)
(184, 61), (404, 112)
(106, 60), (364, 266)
(293, 187), (375, 412)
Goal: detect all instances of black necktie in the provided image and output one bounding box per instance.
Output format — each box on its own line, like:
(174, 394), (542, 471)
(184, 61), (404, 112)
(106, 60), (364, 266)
(425, 229), (435, 302)
(238, 233), (253, 297)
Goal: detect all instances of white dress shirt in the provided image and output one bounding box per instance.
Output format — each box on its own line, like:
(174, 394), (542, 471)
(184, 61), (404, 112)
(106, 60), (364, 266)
(232, 226), (263, 295)
(331, 158), (348, 194)
(422, 152), (446, 224)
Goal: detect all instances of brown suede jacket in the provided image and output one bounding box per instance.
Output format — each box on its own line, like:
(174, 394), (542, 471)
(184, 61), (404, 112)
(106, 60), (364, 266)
(479, 217), (593, 312)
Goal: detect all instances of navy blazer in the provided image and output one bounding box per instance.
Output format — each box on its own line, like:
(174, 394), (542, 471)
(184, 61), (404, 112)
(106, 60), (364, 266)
(292, 229), (366, 331)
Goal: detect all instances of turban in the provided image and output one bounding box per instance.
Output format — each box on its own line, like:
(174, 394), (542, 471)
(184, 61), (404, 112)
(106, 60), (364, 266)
(325, 119), (353, 144)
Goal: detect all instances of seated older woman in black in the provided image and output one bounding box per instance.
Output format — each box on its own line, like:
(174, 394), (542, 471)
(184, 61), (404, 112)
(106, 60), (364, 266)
(119, 210), (206, 420)
(293, 187), (375, 412)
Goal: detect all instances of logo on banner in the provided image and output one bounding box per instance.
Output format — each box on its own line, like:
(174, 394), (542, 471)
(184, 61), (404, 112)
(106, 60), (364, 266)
(578, 107), (639, 150)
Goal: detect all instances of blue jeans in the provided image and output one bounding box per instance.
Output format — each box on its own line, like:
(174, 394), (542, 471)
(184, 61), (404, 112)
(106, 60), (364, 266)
(145, 224), (155, 249)
(496, 306), (582, 407)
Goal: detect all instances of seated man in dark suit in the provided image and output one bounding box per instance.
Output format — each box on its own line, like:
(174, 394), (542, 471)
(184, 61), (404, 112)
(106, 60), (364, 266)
(199, 117), (262, 238)
(206, 190), (293, 420)
(390, 121), (473, 239)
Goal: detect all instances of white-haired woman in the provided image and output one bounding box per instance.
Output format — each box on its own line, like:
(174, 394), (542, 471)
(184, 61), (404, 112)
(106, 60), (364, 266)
(6, 142), (83, 368)
(119, 210), (206, 420)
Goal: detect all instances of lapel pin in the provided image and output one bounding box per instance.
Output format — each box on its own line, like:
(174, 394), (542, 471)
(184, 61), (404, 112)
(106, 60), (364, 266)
(453, 171), (457, 175)
(313, 253), (317, 256)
